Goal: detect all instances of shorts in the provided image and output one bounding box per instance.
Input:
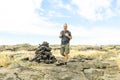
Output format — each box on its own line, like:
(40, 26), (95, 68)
(60, 44), (70, 54)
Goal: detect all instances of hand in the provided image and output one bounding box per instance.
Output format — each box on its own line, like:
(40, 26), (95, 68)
(59, 34), (62, 38)
(65, 33), (69, 37)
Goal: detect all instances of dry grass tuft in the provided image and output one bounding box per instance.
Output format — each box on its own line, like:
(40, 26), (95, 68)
(0, 54), (11, 67)
(116, 54), (120, 69)
(69, 50), (107, 59)
(0, 51), (34, 67)
(0, 46), (120, 68)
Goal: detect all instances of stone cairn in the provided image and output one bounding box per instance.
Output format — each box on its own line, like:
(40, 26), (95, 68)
(31, 41), (57, 64)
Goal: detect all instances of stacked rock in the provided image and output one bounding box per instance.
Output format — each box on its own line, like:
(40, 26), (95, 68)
(31, 41), (57, 64)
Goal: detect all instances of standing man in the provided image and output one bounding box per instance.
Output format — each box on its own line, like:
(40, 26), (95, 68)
(59, 23), (72, 65)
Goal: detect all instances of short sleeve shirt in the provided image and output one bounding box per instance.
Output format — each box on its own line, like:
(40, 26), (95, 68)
(60, 30), (72, 45)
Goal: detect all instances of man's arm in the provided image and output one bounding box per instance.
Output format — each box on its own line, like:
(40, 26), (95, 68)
(59, 34), (62, 38)
(67, 35), (72, 39)
(65, 33), (72, 40)
(59, 31), (63, 38)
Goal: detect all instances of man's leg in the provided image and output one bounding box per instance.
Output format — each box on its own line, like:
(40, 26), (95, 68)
(64, 53), (68, 64)
(61, 54), (65, 57)
(64, 44), (70, 64)
(55, 46), (65, 65)
(60, 45), (65, 56)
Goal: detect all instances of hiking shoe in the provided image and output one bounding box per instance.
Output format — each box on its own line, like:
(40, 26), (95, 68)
(64, 62), (67, 65)
(56, 62), (64, 66)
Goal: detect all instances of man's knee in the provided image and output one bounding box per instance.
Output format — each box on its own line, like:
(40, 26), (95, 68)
(64, 53), (68, 57)
(61, 53), (65, 56)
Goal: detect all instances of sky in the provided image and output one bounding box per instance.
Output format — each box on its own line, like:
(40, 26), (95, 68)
(0, 0), (120, 45)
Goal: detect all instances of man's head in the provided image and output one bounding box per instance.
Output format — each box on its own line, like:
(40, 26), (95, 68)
(63, 23), (67, 31)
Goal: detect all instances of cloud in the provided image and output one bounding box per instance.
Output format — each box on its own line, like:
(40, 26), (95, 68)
(0, 0), (120, 45)
(0, 38), (16, 45)
(45, 0), (72, 18)
(0, 0), (72, 36)
(47, 10), (71, 18)
(117, 0), (120, 5)
(71, 0), (118, 21)
(69, 25), (120, 45)
(0, 0), (61, 36)
(0, 0), (34, 28)
(69, 25), (120, 38)
(116, 0), (120, 14)
(33, 0), (43, 9)
(48, 0), (72, 11)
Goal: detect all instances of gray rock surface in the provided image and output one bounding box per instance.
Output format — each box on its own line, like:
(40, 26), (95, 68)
(0, 56), (120, 80)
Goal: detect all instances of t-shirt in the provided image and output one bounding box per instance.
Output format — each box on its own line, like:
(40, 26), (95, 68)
(60, 30), (72, 45)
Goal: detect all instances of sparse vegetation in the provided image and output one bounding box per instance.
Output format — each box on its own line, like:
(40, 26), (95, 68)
(0, 54), (11, 67)
(0, 43), (37, 52)
(0, 44), (120, 80)
(0, 44), (120, 67)
(0, 50), (34, 67)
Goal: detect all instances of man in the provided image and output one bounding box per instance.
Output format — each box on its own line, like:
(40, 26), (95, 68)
(59, 23), (72, 65)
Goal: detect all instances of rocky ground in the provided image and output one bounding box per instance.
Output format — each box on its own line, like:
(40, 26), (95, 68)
(0, 55), (120, 80)
(0, 44), (120, 80)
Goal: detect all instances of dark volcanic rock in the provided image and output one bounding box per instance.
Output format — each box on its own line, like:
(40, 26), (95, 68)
(30, 41), (57, 64)
(1, 44), (120, 80)
(0, 56), (120, 80)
